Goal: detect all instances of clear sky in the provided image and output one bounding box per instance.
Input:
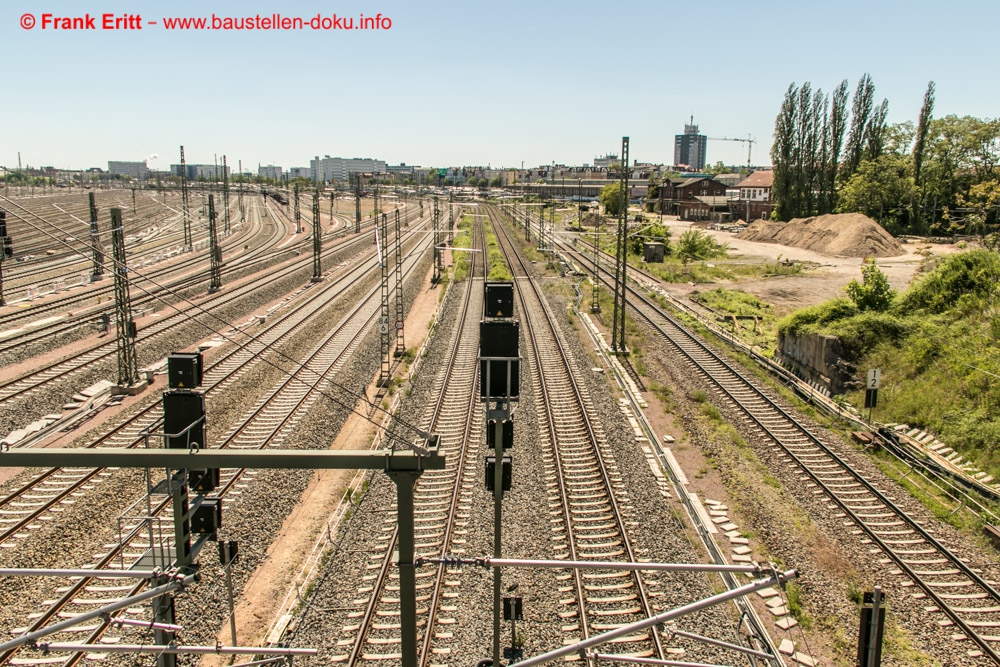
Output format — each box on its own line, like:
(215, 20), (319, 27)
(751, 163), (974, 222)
(3, 0), (997, 173)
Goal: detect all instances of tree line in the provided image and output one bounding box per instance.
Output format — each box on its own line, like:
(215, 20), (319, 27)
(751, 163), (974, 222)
(771, 76), (1000, 236)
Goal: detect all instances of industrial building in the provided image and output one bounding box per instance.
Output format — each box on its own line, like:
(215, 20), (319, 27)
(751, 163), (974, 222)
(310, 156), (387, 183)
(107, 161), (149, 179)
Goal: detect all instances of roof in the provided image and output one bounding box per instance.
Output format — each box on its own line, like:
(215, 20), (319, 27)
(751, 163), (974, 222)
(737, 170), (774, 188)
(693, 196), (731, 208)
(676, 177), (711, 188)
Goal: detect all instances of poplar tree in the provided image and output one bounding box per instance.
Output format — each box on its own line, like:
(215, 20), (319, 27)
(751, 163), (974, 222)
(771, 84), (798, 221)
(826, 80), (850, 211)
(844, 74), (875, 179)
(913, 81), (936, 187)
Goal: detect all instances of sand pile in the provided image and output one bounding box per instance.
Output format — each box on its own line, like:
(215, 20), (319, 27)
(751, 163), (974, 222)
(737, 213), (903, 258)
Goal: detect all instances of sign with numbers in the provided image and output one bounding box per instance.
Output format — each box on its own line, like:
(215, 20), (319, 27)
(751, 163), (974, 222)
(867, 369), (881, 390)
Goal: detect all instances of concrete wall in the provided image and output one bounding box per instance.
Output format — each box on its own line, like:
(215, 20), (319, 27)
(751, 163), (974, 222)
(775, 331), (858, 395)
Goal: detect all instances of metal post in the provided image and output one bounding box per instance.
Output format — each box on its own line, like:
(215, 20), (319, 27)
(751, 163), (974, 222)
(611, 137), (630, 354)
(388, 470), (421, 667)
(238, 159), (245, 223)
(354, 174), (362, 233)
(223, 155), (230, 233)
(110, 208), (139, 387)
(207, 195), (222, 293)
(225, 562), (237, 646)
(867, 586), (882, 667)
(0, 233), (5, 307)
(152, 572), (178, 667)
(311, 191), (322, 282)
(379, 212), (390, 385)
(294, 183), (301, 234)
(89, 193), (103, 280)
(432, 197), (442, 283)
(492, 415), (503, 667)
(180, 146), (191, 250)
(394, 209), (405, 356)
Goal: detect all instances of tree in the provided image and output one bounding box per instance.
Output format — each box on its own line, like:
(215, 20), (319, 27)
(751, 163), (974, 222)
(845, 258), (896, 312)
(705, 161), (730, 175)
(771, 83), (798, 221)
(913, 81), (936, 187)
(844, 74), (875, 179)
(490, 176), (502, 187)
(825, 79), (850, 212)
(676, 229), (727, 263)
(837, 154), (919, 232)
(629, 223), (671, 255)
(599, 182), (626, 216)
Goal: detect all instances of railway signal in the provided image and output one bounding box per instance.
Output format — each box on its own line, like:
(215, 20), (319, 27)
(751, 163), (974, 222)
(479, 280), (520, 667)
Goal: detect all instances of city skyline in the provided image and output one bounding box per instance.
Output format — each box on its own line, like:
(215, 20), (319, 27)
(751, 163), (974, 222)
(4, 0), (998, 172)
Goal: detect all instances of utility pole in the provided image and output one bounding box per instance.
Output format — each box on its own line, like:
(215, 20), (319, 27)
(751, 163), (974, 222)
(431, 197), (442, 283)
(180, 146), (192, 250)
(222, 155), (230, 233)
(89, 193), (104, 281)
(294, 183), (301, 234)
(394, 208), (405, 356)
(354, 173), (361, 233)
(109, 208), (140, 388)
(207, 195), (222, 293)
(238, 159), (245, 223)
(311, 191), (322, 282)
(611, 136), (630, 354)
(0, 211), (7, 307)
(378, 213), (391, 386)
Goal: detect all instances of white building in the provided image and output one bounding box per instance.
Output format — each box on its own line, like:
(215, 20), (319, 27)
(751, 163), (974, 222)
(310, 156), (387, 183)
(288, 167), (312, 179)
(108, 161), (149, 179)
(259, 165), (283, 180)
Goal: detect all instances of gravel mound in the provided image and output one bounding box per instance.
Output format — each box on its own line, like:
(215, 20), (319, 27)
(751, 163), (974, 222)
(737, 213), (904, 258)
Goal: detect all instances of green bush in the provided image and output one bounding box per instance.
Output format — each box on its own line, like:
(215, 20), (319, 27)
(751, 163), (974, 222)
(897, 249), (1000, 315)
(777, 298), (858, 336)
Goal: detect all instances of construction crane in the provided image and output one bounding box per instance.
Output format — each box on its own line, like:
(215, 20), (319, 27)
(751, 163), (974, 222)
(707, 135), (756, 171)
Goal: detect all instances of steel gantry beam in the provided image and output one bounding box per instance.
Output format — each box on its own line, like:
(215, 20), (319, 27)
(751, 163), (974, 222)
(611, 136), (630, 354)
(110, 208), (140, 387)
(0, 446), (443, 667)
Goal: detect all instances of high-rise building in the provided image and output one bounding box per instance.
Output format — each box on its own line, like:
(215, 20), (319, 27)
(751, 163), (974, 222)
(674, 117), (707, 171)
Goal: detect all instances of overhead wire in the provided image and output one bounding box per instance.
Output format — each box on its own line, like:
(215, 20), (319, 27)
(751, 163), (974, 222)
(0, 192), (433, 450)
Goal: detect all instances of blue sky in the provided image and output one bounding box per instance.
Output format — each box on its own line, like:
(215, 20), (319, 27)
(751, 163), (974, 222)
(3, 0), (997, 172)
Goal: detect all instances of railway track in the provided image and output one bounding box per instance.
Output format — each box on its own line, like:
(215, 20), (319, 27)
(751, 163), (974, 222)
(0, 194), (341, 354)
(0, 211), (430, 543)
(548, 213), (1000, 663)
(0, 203), (417, 411)
(0, 208), (435, 667)
(330, 211), (486, 666)
(490, 207), (666, 661)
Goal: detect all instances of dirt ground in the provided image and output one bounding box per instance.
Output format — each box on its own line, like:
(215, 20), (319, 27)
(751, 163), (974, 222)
(202, 262), (443, 664)
(658, 215), (964, 316)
